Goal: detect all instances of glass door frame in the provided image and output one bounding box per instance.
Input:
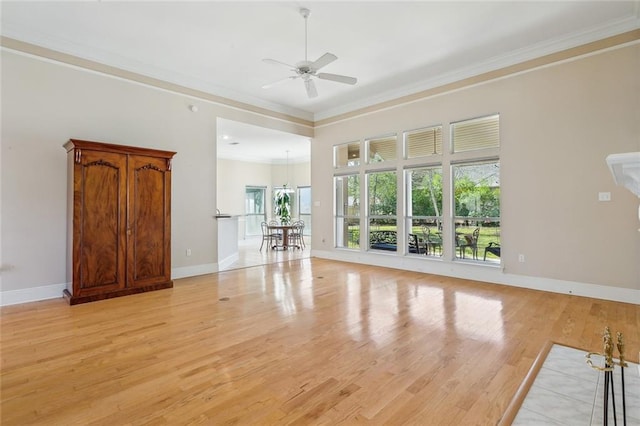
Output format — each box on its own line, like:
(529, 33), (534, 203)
(245, 186), (267, 237)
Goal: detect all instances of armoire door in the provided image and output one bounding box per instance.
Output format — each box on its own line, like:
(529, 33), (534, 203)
(73, 150), (127, 296)
(127, 154), (172, 288)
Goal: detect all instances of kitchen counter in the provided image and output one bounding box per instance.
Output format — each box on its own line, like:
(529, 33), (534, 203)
(214, 214), (239, 269)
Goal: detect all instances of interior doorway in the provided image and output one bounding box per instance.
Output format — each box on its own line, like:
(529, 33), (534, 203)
(216, 118), (312, 272)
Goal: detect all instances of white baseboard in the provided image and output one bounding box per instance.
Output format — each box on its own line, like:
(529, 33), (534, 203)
(1, 263), (219, 306)
(217, 253), (240, 271)
(171, 263), (217, 280)
(0, 282), (67, 306)
(3, 256), (637, 307)
(311, 249), (640, 305)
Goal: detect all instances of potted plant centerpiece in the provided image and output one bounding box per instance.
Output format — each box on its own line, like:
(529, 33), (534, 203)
(274, 185), (292, 224)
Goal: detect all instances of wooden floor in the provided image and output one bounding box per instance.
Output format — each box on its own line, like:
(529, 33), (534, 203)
(1, 258), (638, 425)
(220, 236), (311, 271)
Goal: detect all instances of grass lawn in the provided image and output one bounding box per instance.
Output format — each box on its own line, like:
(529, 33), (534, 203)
(346, 224), (501, 261)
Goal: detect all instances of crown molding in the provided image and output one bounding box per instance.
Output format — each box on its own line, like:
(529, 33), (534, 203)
(314, 23), (640, 124)
(0, 35), (315, 126)
(2, 13), (639, 128)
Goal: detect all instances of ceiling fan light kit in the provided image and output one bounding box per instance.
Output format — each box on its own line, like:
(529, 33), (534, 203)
(262, 7), (358, 98)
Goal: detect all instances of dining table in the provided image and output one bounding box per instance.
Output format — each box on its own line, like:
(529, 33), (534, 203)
(268, 224), (298, 250)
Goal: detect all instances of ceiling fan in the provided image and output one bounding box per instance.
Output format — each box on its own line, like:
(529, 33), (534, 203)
(262, 7), (357, 98)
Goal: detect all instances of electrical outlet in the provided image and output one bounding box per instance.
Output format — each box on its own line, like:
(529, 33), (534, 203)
(186, 248), (192, 256)
(598, 192), (611, 201)
(518, 254), (525, 263)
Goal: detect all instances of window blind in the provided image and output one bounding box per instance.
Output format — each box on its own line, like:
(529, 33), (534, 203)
(367, 136), (397, 162)
(452, 114), (499, 153)
(405, 126), (442, 158)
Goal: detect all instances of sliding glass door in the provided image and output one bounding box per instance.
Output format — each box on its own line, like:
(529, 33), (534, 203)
(245, 186), (266, 236)
(298, 186), (312, 236)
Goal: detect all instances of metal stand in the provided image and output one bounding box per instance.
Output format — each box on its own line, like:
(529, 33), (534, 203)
(586, 327), (627, 426)
(616, 332), (628, 426)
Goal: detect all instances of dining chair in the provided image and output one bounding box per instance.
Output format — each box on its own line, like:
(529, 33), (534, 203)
(297, 220), (306, 249)
(289, 220), (305, 249)
(268, 219), (283, 246)
(458, 227), (480, 259)
(421, 225), (442, 256)
(260, 222), (282, 251)
(260, 222), (275, 251)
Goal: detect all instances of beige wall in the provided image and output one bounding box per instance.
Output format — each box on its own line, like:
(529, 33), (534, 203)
(270, 162), (312, 194)
(217, 159), (271, 217)
(1, 42), (638, 303)
(216, 158), (310, 237)
(312, 44), (640, 291)
(0, 50), (310, 295)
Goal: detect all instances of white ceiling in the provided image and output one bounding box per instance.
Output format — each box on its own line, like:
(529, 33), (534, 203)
(217, 117), (310, 163)
(2, 1), (639, 162)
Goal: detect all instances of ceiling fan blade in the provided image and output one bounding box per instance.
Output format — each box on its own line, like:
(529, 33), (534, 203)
(311, 53), (337, 71)
(304, 79), (318, 98)
(262, 76), (298, 89)
(317, 73), (358, 85)
(262, 58), (296, 69)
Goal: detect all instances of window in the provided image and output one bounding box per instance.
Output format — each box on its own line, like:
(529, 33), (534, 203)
(332, 113), (500, 264)
(335, 174), (360, 248)
(245, 186), (266, 236)
(406, 167), (443, 256)
(367, 170), (397, 251)
(405, 126), (443, 158)
(451, 114), (500, 262)
(451, 114), (499, 153)
(297, 186), (312, 236)
(334, 141), (360, 168)
(452, 161), (500, 261)
(367, 135), (397, 163)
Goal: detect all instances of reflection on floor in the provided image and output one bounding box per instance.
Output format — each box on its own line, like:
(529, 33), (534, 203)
(219, 236), (312, 272)
(513, 344), (640, 425)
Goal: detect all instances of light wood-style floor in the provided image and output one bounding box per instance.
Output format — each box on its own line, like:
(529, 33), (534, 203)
(220, 236), (311, 271)
(1, 258), (638, 425)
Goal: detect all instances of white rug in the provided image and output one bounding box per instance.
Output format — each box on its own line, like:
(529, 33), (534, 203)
(513, 344), (639, 425)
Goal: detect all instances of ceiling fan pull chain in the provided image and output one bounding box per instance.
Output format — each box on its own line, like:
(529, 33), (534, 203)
(303, 8), (308, 62)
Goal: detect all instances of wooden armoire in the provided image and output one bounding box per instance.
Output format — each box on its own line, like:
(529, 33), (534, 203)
(64, 139), (176, 305)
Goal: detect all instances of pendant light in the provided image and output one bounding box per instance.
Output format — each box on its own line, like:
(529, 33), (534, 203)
(283, 150), (294, 193)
